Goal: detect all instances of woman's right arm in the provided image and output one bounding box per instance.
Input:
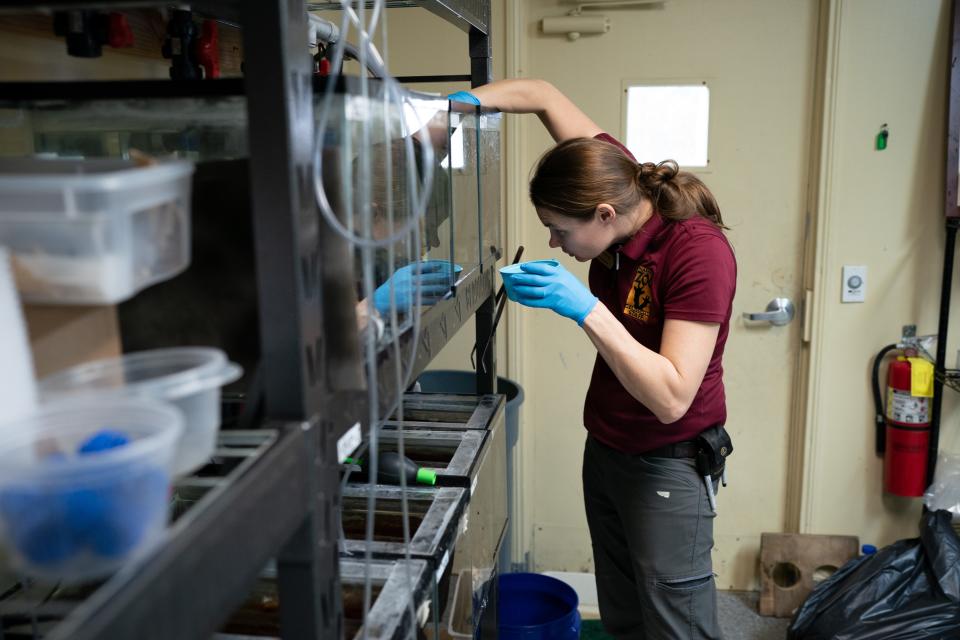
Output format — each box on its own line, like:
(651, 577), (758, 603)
(469, 79), (602, 143)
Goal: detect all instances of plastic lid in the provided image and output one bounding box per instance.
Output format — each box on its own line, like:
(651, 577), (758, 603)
(861, 544), (877, 555)
(39, 347), (242, 402)
(0, 398), (182, 481)
(416, 467), (437, 485)
(0, 157), (194, 192)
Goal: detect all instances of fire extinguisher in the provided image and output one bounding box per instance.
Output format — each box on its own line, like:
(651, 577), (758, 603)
(872, 345), (933, 497)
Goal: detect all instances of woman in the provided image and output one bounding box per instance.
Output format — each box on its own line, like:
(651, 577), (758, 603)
(455, 79), (736, 639)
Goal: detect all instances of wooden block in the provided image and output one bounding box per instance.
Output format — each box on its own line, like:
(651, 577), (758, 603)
(759, 532), (859, 618)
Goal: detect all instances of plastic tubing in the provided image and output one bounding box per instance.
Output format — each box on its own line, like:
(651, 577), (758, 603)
(318, 3), (421, 637)
(312, 7), (434, 248)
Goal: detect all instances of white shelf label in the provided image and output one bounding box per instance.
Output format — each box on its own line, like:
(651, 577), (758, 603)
(337, 422), (362, 463)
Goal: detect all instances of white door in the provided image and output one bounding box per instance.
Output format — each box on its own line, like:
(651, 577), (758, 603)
(513, 0), (818, 589)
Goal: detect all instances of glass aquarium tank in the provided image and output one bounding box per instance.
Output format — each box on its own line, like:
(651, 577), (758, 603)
(0, 78), (501, 387)
(316, 85), (500, 326)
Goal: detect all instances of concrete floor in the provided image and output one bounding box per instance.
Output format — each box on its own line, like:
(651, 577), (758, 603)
(579, 591), (791, 640)
(718, 591), (790, 640)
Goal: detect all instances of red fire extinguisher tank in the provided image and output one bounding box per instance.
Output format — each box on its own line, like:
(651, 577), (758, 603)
(884, 358), (931, 497)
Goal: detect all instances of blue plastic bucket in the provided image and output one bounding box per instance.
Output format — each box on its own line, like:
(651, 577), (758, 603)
(498, 572), (581, 639)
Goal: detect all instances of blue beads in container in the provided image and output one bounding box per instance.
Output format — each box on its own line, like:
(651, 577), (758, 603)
(0, 399), (182, 583)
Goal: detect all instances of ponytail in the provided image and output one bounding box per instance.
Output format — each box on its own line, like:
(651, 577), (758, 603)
(636, 159), (727, 229)
(530, 138), (727, 230)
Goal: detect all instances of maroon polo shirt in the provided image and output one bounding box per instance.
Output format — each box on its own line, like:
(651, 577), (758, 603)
(583, 133), (737, 454)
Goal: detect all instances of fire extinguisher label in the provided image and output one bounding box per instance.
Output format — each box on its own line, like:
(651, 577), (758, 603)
(887, 388), (930, 424)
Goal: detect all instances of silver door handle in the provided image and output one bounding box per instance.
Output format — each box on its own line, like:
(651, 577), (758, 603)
(742, 297), (795, 326)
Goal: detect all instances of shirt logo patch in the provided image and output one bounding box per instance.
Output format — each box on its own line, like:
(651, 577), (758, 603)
(624, 265), (655, 322)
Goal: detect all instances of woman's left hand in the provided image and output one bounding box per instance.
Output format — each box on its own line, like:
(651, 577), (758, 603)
(507, 261), (598, 325)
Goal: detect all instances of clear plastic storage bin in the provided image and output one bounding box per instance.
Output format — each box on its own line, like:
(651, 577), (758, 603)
(0, 157), (194, 304)
(39, 348), (242, 477)
(0, 398), (182, 583)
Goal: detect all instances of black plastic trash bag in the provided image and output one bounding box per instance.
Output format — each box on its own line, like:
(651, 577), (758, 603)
(788, 510), (960, 639)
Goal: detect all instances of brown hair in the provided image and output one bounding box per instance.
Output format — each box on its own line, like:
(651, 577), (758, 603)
(529, 137), (727, 229)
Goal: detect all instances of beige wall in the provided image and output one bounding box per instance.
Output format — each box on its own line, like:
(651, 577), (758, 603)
(803, 0), (960, 544)
(507, 0), (957, 573)
(426, 0), (960, 581)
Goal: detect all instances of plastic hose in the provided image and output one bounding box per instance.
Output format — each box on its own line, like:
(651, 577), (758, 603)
(872, 344), (899, 455)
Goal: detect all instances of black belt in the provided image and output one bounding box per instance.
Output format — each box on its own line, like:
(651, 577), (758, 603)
(642, 440), (699, 459)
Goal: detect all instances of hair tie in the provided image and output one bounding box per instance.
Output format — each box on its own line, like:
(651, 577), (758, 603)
(656, 159), (679, 183)
(637, 162), (656, 182)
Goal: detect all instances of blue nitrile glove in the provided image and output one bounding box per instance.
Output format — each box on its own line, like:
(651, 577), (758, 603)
(447, 90), (480, 106)
(507, 260), (598, 325)
(373, 261), (459, 315)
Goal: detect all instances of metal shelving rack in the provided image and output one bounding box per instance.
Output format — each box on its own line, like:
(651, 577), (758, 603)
(929, 0), (960, 487)
(0, 0), (496, 637)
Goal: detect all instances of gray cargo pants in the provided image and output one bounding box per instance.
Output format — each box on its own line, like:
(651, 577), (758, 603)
(583, 435), (722, 640)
